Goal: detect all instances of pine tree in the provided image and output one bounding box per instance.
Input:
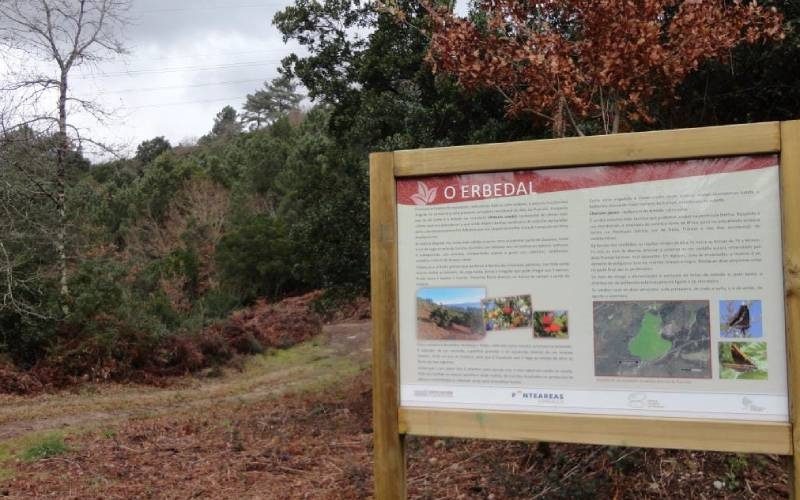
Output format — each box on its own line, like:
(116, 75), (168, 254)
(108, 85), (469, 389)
(242, 75), (303, 130)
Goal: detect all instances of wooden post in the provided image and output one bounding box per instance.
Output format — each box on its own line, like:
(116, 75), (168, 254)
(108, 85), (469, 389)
(370, 152), (406, 499)
(781, 120), (800, 499)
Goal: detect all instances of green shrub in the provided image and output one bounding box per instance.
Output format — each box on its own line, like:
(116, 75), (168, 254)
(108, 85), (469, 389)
(430, 306), (454, 328)
(195, 289), (241, 321)
(216, 214), (295, 302)
(0, 312), (57, 368)
(21, 435), (68, 462)
(69, 260), (127, 324)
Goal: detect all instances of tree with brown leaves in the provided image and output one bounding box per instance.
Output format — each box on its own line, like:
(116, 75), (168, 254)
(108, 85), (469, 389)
(421, 0), (785, 136)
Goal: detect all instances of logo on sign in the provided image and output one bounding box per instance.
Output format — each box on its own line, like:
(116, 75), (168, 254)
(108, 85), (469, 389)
(742, 397), (765, 412)
(628, 393), (647, 409)
(511, 391), (565, 402)
(410, 182), (437, 206)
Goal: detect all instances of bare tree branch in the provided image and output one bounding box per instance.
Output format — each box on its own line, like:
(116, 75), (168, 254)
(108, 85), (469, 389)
(0, 0), (130, 319)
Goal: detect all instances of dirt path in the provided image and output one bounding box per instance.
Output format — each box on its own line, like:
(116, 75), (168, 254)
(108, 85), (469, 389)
(0, 321), (372, 443)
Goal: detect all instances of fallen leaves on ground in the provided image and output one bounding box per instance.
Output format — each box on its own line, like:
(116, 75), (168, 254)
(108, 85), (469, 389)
(1, 369), (789, 499)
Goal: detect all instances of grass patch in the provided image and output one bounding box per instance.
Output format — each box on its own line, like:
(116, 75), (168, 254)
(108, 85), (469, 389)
(0, 431), (74, 480)
(0, 443), (13, 481)
(21, 434), (68, 462)
(233, 339), (365, 396)
(244, 340), (329, 371)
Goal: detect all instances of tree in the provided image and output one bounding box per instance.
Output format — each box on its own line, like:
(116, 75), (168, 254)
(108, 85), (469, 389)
(135, 136), (172, 166)
(210, 105), (243, 139)
(420, 0), (785, 136)
(216, 214), (293, 301)
(274, 0), (373, 106)
(274, 0), (535, 152)
(275, 106), (371, 291)
(242, 74), (303, 130)
(273, 0), (536, 295)
(667, 0), (800, 128)
(0, 0), (130, 315)
(0, 127), (58, 322)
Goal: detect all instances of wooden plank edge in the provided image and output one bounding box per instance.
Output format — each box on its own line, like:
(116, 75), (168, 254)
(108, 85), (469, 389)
(399, 408), (792, 455)
(394, 121), (781, 177)
(779, 120), (800, 498)
(369, 152), (406, 500)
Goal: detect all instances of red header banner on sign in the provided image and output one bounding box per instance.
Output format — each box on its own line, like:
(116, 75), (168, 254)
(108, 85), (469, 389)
(396, 155), (774, 206)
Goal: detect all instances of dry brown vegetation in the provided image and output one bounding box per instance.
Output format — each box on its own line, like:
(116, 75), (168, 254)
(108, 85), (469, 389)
(126, 178), (231, 310)
(0, 291), (337, 394)
(0, 320), (790, 499)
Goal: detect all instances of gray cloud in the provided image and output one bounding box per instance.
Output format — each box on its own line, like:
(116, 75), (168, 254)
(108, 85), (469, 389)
(64, 0), (302, 158)
(126, 1), (281, 47)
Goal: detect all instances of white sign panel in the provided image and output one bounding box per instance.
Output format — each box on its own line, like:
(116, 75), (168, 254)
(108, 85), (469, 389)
(396, 155), (788, 421)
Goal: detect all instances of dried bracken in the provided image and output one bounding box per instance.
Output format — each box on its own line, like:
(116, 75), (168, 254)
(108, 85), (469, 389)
(0, 291), (334, 394)
(205, 291), (325, 350)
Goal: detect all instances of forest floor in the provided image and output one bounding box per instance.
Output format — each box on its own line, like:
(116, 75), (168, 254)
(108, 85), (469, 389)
(0, 319), (791, 499)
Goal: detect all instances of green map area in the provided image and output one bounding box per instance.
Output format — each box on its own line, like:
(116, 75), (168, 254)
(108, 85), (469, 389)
(594, 301), (711, 378)
(628, 312), (673, 361)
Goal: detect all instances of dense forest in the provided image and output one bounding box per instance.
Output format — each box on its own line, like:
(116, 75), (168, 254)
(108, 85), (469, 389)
(1, 0), (798, 385)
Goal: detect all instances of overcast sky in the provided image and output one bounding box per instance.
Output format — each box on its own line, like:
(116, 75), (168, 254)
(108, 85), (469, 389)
(2, 0), (469, 161)
(66, 0), (304, 157)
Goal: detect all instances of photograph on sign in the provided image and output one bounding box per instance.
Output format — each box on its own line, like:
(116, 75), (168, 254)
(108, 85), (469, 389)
(396, 155), (788, 422)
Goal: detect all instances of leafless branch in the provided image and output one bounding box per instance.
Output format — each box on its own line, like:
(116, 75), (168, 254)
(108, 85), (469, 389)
(0, 0), (130, 318)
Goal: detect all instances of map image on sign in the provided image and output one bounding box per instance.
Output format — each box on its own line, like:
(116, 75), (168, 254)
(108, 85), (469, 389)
(594, 301), (712, 378)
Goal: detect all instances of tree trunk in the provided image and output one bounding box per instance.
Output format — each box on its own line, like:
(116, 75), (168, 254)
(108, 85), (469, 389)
(57, 71), (70, 315)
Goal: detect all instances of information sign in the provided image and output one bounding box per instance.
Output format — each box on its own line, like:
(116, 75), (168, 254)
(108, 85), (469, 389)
(369, 121), (800, 499)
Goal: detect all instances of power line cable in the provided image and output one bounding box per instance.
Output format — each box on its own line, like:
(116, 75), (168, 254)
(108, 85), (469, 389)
(121, 95), (310, 110)
(93, 78), (265, 94)
(122, 48), (294, 63)
(137, 3), (282, 14)
(72, 59), (282, 79)
(120, 95), (248, 110)
(119, 89), (310, 109)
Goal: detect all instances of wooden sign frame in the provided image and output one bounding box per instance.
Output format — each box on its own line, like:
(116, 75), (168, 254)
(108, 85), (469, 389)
(370, 120), (800, 499)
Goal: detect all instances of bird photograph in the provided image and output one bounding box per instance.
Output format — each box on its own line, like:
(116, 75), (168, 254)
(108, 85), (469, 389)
(720, 300), (763, 338)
